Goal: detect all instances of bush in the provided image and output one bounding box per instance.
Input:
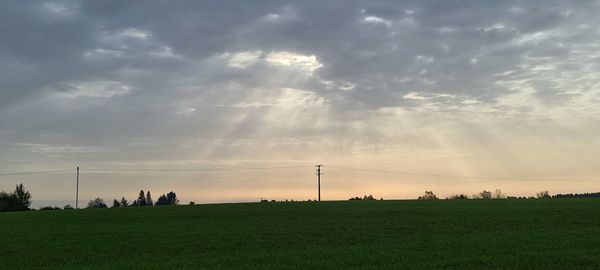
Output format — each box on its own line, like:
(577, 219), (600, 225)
(418, 191), (438, 200)
(40, 206), (61, 211)
(87, 198), (107, 208)
(112, 199), (121, 208)
(537, 190), (550, 199)
(447, 194), (469, 199)
(477, 190), (492, 199)
(349, 195), (377, 201)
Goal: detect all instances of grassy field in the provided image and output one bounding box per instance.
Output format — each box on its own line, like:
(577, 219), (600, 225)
(1, 199), (600, 269)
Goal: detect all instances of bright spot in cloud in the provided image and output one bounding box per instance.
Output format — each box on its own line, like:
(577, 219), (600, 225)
(264, 51), (323, 74)
(226, 51), (263, 68)
(363, 15), (391, 27)
(52, 80), (132, 98)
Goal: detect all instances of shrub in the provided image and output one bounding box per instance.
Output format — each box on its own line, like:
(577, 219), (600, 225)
(537, 190), (550, 199)
(418, 191), (438, 200)
(40, 206), (61, 211)
(87, 198), (107, 208)
(447, 194), (469, 199)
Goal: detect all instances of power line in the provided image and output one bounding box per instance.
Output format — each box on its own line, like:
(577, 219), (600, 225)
(82, 165), (313, 173)
(326, 166), (596, 182)
(0, 169), (74, 176)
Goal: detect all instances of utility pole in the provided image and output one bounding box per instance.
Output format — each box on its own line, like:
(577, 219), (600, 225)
(315, 164), (323, 201)
(76, 166), (79, 209)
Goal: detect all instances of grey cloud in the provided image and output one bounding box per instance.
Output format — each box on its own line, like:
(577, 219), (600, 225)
(1, 0), (600, 168)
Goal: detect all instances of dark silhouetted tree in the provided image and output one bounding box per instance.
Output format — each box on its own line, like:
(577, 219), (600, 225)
(132, 200), (138, 206)
(14, 183), (31, 210)
(0, 191), (18, 211)
(64, 204), (74, 210)
(120, 197), (129, 207)
(156, 194), (169, 205)
(137, 190), (146, 206)
(146, 191), (153, 206)
(418, 190), (438, 200)
(537, 190), (550, 199)
(477, 190), (492, 199)
(112, 199), (121, 208)
(0, 183), (32, 212)
(87, 198), (107, 208)
(166, 191), (178, 205)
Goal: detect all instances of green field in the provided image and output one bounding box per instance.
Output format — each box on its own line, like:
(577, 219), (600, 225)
(2, 199), (600, 269)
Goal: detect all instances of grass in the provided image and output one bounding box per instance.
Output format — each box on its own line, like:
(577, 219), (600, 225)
(1, 199), (600, 269)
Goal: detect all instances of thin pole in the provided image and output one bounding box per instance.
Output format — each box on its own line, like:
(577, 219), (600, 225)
(316, 165), (323, 201)
(76, 166), (79, 209)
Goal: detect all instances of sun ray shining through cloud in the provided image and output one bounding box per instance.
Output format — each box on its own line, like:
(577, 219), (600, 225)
(1, 1), (600, 206)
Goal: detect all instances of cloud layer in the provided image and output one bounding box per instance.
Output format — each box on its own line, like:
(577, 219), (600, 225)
(1, 1), (600, 204)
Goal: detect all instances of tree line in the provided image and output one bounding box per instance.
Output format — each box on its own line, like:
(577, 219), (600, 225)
(0, 184), (32, 212)
(418, 189), (554, 200)
(87, 190), (179, 208)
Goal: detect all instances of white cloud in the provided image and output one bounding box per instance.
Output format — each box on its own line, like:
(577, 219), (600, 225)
(226, 51), (263, 68)
(264, 51), (323, 74)
(403, 91), (428, 100)
(363, 15), (391, 27)
(52, 80), (132, 98)
(222, 50), (322, 74)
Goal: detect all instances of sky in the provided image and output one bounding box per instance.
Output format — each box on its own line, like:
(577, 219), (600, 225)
(1, 0), (600, 207)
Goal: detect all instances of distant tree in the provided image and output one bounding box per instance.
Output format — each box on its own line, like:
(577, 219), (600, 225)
(112, 199), (121, 208)
(0, 191), (17, 211)
(120, 197), (129, 207)
(554, 192), (600, 198)
(156, 194), (169, 205)
(0, 183), (32, 212)
(63, 204), (74, 210)
(447, 194), (469, 199)
(493, 189), (505, 199)
(478, 190), (492, 199)
(14, 183), (32, 210)
(146, 191), (153, 206)
(87, 198), (107, 208)
(166, 191), (178, 205)
(189, 201), (195, 205)
(137, 190), (146, 206)
(131, 200), (139, 206)
(418, 190), (438, 200)
(537, 190), (550, 199)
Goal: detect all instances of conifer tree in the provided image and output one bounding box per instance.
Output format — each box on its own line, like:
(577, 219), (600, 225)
(137, 190), (146, 206)
(146, 191), (153, 206)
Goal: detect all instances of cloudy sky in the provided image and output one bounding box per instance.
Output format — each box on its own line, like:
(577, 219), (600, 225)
(1, 0), (600, 206)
